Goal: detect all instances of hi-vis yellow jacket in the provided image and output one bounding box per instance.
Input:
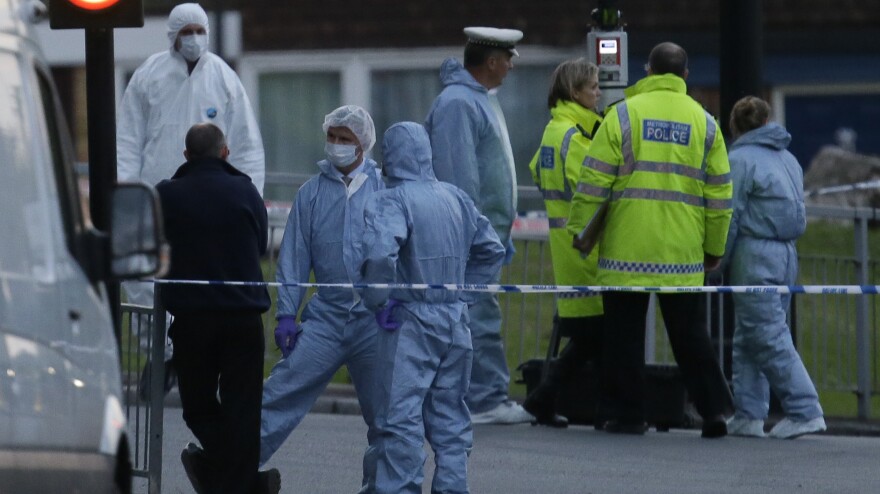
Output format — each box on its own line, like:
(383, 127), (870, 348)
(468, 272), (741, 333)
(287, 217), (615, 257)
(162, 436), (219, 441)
(529, 100), (603, 317)
(567, 74), (732, 287)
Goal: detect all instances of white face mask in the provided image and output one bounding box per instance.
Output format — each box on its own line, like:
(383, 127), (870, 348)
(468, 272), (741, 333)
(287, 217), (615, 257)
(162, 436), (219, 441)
(178, 33), (208, 62)
(325, 142), (360, 169)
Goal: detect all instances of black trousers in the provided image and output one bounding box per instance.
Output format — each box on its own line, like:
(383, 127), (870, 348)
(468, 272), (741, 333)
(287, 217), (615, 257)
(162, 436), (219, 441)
(600, 292), (733, 424)
(554, 315), (603, 378)
(170, 311), (265, 494)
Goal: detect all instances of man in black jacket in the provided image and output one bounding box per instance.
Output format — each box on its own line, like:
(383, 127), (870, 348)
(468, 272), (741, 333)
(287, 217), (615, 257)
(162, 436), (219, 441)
(156, 123), (279, 494)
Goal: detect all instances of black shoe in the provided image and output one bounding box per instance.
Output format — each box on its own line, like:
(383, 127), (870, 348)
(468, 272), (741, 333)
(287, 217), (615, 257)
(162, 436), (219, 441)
(701, 415), (728, 439)
(523, 384), (568, 428)
(530, 413), (570, 429)
(181, 443), (207, 494)
(258, 468), (281, 494)
(603, 419), (647, 435)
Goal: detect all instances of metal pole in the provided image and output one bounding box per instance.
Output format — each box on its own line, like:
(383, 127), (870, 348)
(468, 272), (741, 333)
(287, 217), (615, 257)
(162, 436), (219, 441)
(148, 284), (166, 494)
(719, 0), (763, 137)
(645, 294), (657, 363)
(85, 27), (121, 341)
(214, 0), (225, 62)
(854, 216), (872, 419)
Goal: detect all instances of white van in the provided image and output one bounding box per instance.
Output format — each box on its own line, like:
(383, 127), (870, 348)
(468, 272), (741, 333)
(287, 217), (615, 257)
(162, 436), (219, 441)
(0, 1), (164, 492)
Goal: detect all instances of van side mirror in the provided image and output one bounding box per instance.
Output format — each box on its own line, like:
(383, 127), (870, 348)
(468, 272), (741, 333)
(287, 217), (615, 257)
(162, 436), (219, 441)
(110, 183), (168, 279)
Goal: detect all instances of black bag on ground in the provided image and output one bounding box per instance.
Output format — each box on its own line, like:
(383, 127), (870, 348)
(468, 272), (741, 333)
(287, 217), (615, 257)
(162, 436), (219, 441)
(517, 356), (692, 430)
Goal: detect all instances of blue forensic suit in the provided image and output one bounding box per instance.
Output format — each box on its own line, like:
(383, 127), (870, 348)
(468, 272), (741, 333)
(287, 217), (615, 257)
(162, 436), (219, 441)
(424, 58), (516, 413)
(725, 123), (823, 422)
(361, 122), (505, 494)
(260, 158), (384, 491)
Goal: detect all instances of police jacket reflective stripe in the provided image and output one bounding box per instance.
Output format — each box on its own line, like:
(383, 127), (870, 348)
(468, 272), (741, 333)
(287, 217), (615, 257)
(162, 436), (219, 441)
(568, 74), (732, 286)
(528, 100), (603, 317)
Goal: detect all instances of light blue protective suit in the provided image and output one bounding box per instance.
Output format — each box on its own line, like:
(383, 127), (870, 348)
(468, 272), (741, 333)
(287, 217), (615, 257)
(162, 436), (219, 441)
(260, 158), (384, 491)
(361, 122), (505, 494)
(725, 123), (823, 422)
(424, 58), (516, 413)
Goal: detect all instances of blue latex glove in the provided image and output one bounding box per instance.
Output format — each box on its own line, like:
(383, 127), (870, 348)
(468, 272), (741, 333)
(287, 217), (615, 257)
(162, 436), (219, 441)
(274, 316), (301, 358)
(503, 237), (516, 265)
(375, 299), (401, 331)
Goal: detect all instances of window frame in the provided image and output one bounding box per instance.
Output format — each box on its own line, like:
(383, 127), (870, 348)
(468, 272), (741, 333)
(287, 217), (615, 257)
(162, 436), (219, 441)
(237, 46), (579, 197)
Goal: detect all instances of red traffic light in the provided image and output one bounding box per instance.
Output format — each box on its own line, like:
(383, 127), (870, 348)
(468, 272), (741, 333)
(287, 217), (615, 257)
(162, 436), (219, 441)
(49, 0), (143, 29)
(68, 0), (122, 10)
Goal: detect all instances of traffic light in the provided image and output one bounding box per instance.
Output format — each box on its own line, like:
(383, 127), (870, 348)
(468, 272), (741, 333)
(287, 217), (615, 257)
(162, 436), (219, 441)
(49, 0), (143, 30)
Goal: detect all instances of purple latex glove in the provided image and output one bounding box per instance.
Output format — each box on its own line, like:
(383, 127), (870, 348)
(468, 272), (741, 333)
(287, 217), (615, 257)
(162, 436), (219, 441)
(375, 299), (401, 331)
(503, 237), (516, 265)
(274, 316), (301, 358)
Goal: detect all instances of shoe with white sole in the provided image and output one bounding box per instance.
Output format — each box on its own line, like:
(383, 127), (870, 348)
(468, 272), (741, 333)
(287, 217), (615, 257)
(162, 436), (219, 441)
(471, 401), (535, 425)
(727, 417), (766, 438)
(769, 416), (827, 439)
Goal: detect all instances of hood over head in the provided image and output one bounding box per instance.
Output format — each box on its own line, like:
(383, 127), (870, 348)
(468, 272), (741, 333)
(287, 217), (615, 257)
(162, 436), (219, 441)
(731, 122), (792, 151)
(381, 122), (435, 185)
(439, 58), (486, 93)
(166, 3), (209, 47)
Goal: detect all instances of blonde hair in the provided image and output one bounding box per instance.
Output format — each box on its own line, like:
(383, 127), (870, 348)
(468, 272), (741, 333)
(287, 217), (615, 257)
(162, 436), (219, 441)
(729, 96), (771, 139)
(547, 58), (599, 109)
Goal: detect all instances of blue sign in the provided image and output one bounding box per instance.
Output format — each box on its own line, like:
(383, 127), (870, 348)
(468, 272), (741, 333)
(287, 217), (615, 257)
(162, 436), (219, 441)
(643, 120), (691, 146)
(539, 146), (555, 169)
(206, 107), (217, 119)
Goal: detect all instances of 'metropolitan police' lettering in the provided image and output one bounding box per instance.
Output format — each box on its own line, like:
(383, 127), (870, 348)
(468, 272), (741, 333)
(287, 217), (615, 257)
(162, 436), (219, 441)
(643, 120), (691, 146)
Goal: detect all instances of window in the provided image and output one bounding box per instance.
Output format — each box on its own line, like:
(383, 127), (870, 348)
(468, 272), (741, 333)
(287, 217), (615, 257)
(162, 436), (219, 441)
(258, 71), (341, 201)
(371, 65), (553, 192)
(243, 48), (572, 206)
(370, 69), (442, 165)
(36, 67), (83, 255)
(0, 52), (52, 279)
(495, 66), (554, 187)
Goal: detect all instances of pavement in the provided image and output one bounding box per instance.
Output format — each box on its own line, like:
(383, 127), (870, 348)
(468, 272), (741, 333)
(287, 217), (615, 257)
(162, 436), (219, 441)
(148, 399), (880, 494)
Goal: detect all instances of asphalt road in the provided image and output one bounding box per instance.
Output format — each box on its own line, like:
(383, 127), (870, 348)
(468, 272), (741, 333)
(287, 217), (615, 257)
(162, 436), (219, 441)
(142, 409), (880, 494)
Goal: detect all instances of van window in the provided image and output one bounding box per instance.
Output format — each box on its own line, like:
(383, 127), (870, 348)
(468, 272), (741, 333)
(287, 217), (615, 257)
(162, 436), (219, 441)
(36, 66), (82, 254)
(0, 52), (54, 281)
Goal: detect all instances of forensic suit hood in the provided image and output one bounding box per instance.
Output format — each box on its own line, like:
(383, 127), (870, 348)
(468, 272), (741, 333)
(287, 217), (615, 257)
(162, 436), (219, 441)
(731, 121), (792, 151)
(166, 3), (209, 46)
(382, 122), (436, 185)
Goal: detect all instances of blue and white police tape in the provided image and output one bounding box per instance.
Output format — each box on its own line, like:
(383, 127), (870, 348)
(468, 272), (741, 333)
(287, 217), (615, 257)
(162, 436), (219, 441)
(151, 279), (880, 295)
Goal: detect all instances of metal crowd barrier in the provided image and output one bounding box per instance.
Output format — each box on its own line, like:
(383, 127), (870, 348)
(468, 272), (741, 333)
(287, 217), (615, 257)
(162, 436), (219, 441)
(121, 192), (878, 490)
(120, 288), (167, 494)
